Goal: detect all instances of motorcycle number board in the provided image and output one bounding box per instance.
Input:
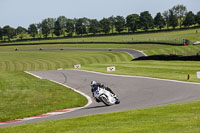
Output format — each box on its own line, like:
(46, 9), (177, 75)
(107, 66), (116, 72)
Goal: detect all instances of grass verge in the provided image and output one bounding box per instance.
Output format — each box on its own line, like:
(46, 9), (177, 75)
(2, 28), (200, 45)
(82, 60), (200, 83)
(0, 51), (131, 122)
(1, 99), (200, 133)
(0, 71), (87, 122)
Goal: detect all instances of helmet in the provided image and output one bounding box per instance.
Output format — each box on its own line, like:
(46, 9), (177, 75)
(91, 81), (97, 87)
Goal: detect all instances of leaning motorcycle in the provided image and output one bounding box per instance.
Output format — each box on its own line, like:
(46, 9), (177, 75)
(93, 86), (120, 106)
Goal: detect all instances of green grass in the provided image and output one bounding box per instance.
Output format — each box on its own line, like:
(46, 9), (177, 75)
(1, 100), (200, 133)
(2, 60), (200, 132)
(0, 71), (87, 122)
(145, 45), (200, 56)
(0, 51), (131, 122)
(2, 28), (200, 45)
(82, 60), (200, 83)
(0, 51), (132, 72)
(1, 28), (200, 132)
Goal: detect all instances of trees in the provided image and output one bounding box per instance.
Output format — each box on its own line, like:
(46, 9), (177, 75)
(0, 27), (3, 40)
(88, 19), (100, 35)
(126, 14), (140, 32)
(54, 20), (61, 36)
(172, 4), (187, 28)
(154, 12), (165, 30)
(183, 11), (195, 27)
(99, 18), (110, 34)
(114, 16), (125, 33)
(57, 16), (67, 36)
(41, 19), (50, 38)
(163, 10), (170, 29)
(16, 26), (27, 40)
(169, 9), (178, 29)
(108, 16), (115, 34)
(46, 18), (56, 37)
(65, 19), (75, 37)
(75, 18), (88, 36)
(3, 25), (15, 41)
(196, 11), (200, 25)
(139, 11), (154, 31)
(37, 23), (43, 38)
(28, 24), (38, 38)
(1, 4), (199, 41)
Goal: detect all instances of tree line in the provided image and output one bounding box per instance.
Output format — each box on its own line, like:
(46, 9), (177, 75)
(1, 4), (200, 41)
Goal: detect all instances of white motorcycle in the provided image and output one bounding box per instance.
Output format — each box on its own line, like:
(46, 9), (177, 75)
(93, 86), (120, 106)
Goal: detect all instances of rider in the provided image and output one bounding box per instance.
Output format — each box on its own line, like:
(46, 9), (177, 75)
(90, 81), (116, 98)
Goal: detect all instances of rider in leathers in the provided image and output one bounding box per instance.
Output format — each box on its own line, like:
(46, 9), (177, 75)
(91, 81), (116, 102)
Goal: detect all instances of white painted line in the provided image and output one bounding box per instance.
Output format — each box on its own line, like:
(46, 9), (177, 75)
(48, 79), (92, 108)
(73, 69), (200, 85)
(136, 50), (148, 56)
(24, 71), (92, 114)
(1, 71), (94, 125)
(24, 71), (43, 79)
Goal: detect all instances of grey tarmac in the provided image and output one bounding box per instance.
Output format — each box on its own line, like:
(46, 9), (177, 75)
(1, 49), (200, 127)
(2, 69), (200, 127)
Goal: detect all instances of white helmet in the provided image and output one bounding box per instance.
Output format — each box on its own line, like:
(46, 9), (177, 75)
(91, 81), (97, 87)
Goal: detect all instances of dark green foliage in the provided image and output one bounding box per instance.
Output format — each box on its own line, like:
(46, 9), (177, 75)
(3, 25), (16, 41)
(172, 4), (187, 28)
(28, 24), (38, 38)
(54, 20), (61, 36)
(65, 19), (75, 37)
(46, 18), (56, 37)
(41, 19), (50, 38)
(169, 9), (178, 29)
(162, 10), (170, 29)
(126, 14), (140, 32)
(154, 12), (165, 30)
(196, 11), (200, 25)
(88, 19), (100, 35)
(139, 11), (154, 31)
(0, 27), (2, 40)
(183, 11), (195, 27)
(37, 23), (42, 38)
(100, 18), (111, 34)
(1, 4), (200, 41)
(114, 16), (125, 33)
(75, 18), (88, 36)
(16, 26), (27, 40)
(108, 16), (115, 34)
(57, 16), (67, 36)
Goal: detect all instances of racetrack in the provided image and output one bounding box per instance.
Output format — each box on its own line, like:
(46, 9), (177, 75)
(1, 49), (200, 127)
(2, 69), (200, 127)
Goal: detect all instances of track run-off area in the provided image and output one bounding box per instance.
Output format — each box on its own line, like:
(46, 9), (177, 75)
(1, 48), (200, 127)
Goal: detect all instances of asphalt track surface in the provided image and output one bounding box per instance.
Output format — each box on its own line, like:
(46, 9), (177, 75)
(1, 49), (200, 127)
(11, 48), (146, 59)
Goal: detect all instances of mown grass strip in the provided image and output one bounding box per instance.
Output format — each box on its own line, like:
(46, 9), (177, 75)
(82, 60), (200, 83)
(1, 99), (200, 133)
(0, 51), (131, 122)
(0, 71), (88, 122)
(3, 28), (200, 45)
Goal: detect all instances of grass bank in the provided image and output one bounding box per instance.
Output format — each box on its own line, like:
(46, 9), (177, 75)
(0, 51), (131, 122)
(0, 72), (87, 122)
(1, 99), (200, 133)
(0, 51), (131, 72)
(2, 28), (200, 45)
(82, 60), (200, 83)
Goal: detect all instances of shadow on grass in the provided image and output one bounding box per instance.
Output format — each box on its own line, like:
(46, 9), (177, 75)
(133, 55), (200, 61)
